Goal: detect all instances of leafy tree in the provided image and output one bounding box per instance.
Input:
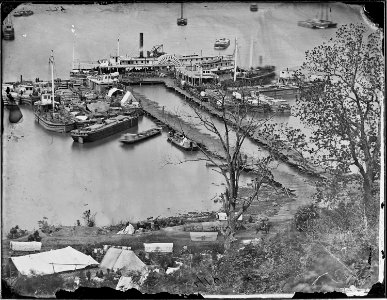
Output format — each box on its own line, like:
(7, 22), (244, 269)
(280, 24), (383, 226)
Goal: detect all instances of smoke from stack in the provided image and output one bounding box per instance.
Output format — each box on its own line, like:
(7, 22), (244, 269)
(139, 33), (144, 58)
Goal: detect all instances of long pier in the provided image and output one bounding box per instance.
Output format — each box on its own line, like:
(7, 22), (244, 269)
(132, 91), (293, 192)
(129, 77), (325, 178)
(132, 81), (325, 181)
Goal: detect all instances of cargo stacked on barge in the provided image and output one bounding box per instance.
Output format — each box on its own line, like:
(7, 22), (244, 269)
(71, 115), (138, 143)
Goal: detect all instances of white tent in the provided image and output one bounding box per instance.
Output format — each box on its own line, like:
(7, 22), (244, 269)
(107, 88), (123, 98)
(75, 115), (88, 121)
(10, 241), (42, 252)
(99, 248), (146, 275)
(11, 246), (98, 276)
(144, 243), (173, 253)
(217, 212), (227, 221)
(116, 271), (149, 291)
(117, 224), (135, 235)
(116, 276), (139, 291)
(120, 91), (138, 107)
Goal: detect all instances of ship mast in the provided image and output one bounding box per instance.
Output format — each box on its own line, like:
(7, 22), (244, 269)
(181, 3), (184, 18)
(49, 50), (55, 115)
(71, 25), (76, 69)
(233, 37), (238, 82)
(117, 36), (120, 57)
(249, 36), (254, 69)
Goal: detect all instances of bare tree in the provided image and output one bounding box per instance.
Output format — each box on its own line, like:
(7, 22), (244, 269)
(180, 88), (277, 249)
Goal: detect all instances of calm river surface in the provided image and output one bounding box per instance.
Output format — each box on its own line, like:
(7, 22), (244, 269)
(2, 2), (364, 231)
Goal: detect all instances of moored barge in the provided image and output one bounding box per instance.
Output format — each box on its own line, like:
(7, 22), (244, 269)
(120, 127), (162, 144)
(71, 115), (138, 143)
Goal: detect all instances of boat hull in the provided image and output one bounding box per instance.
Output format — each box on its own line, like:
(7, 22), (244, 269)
(71, 116), (138, 143)
(2, 30), (15, 40)
(167, 137), (199, 151)
(34, 113), (76, 133)
(120, 129), (161, 144)
(177, 18), (187, 26)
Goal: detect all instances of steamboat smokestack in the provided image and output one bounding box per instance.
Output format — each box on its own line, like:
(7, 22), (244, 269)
(139, 33), (144, 58)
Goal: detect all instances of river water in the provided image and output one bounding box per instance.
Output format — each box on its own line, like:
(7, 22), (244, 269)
(2, 2), (365, 231)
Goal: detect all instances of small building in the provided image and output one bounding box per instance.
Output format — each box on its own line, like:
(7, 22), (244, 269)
(10, 246), (98, 277)
(279, 67), (298, 84)
(175, 66), (219, 86)
(87, 74), (117, 94)
(99, 248), (146, 275)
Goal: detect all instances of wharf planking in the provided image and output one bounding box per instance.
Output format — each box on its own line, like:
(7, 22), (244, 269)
(167, 81), (324, 178)
(140, 78), (324, 178)
(133, 89), (325, 180)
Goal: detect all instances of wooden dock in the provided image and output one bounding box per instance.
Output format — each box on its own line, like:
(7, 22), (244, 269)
(133, 87), (324, 181)
(124, 76), (325, 178)
(163, 79), (324, 177)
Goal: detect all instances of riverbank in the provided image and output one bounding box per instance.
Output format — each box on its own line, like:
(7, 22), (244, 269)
(2, 183), (298, 272)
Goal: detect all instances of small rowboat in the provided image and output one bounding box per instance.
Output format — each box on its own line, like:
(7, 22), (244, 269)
(120, 127), (162, 144)
(167, 131), (199, 151)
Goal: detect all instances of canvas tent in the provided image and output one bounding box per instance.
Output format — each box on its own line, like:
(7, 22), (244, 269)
(217, 212), (227, 221)
(10, 241), (42, 252)
(10, 246), (98, 276)
(116, 276), (139, 291)
(107, 87), (123, 98)
(117, 223), (135, 235)
(144, 243), (173, 253)
(120, 91), (138, 107)
(99, 248), (146, 275)
(116, 270), (149, 292)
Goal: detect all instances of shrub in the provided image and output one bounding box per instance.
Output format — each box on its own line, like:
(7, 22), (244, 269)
(7, 225), (28, 239)
(27, 231), (41, 242)
(154, 255), (175, 270)
(82, 210), (97, 227)
(38, 217), (60, 234)
(294, 204), (319, 232)
(192, 253), (203, 267)
(13, 273), (65, 297)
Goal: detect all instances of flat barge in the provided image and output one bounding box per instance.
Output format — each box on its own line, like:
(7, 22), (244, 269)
(71, 115), (138, 143)
(120, 127), (162, 144)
